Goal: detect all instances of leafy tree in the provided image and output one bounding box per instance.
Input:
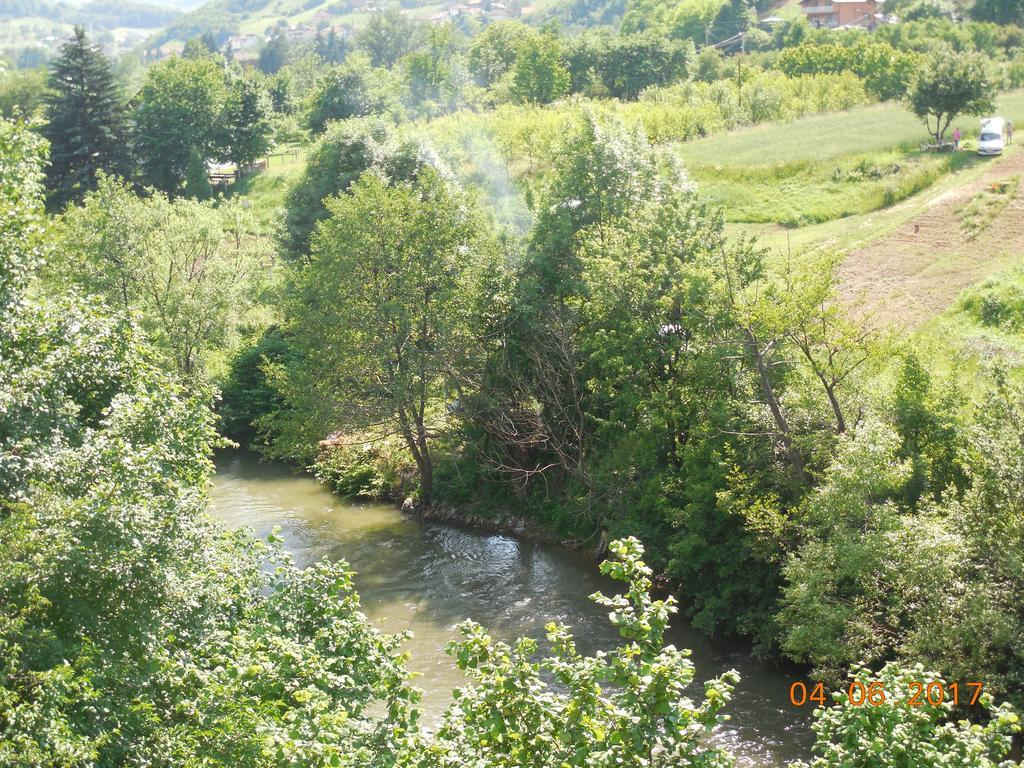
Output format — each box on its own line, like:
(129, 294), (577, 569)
(184, 145), (213, 199)
(131, 55), (227, 194)
(693, 45), (726, 81)
(971, 0), (1024, 25)
(218, 72), (274, 168)
(280, 117), (426, 259)
(400, 23), (466, 116)
(355, 7), (424, 68)
(777, 41), (920, 101)
(467, 20), (535, 87)
(306, 53), (401, 133)
(258, 33), (290, 74)
(509, 33), (570, 104)
(274, 169), (493, 502)
(40, 26), (129, 209)
(907, 47), (996, 143)
(890, 353), (967, 506)
(182, 32), (217, 59)
(599, 32), (691, 99)
(1, 118), (423, 765)
(424, 537), (739, 767)
(0, 66), (47, 119)
(49, 175), (267, 379)
(0, 117), (45, 318)
(219, 326), (294, 446)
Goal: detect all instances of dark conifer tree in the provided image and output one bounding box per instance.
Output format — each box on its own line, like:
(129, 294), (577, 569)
(41, 27), (129, 210)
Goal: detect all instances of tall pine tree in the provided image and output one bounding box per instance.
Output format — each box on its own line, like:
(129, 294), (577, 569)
(42, 27), (129, 210)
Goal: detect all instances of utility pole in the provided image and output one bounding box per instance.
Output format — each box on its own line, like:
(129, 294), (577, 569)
(736, 54), (742, 109)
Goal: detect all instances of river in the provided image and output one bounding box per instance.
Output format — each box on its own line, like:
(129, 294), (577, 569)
(209, 451), (813, 766)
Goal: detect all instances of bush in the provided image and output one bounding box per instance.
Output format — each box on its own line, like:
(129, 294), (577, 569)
(792, 663), (1021, 768)
(313, 438), (414, 500)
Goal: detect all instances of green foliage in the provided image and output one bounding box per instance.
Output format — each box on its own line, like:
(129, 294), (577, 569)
(219, 326), (294, 446)
(467, 20), (534, 87)
(1, 111), (422, 767)
(130, 54), (276, 195)
(971, 0), (1024, 26)
(907, 46), (998, 143)
(280, 117), (426, 259)
(508, 33), (570, 105)
(777, 41), (921, 101)
(792, 664), (1021, 768)
(306, 53), (402, 133)
(271, 167), (496, 501)
(48, 175), (269, 379)
(0, 117), (45, 316)
(313, 439), (412, 500)
(0, 65), (46, 119)
(131, 55), (227, 194)
(355, 7), (424, 69)
(219, 71), (275, 167)
(423, 537), (739, 767)
(400, 23), (468, 118)
(41, 27), (129, 210)
(959, 266), (1024, 332)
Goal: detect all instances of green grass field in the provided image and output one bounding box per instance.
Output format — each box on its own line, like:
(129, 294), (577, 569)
(683, 91), (1024, 226)
(223, 144), (309, 231)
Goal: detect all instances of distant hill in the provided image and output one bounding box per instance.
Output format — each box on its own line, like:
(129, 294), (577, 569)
(0, 0), (183, 28)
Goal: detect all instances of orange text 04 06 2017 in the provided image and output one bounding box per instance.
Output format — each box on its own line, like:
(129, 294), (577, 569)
(788, 680), (985, 708)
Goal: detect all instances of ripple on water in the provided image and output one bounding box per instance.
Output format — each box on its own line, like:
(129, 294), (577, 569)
(209, 451), (814, 767)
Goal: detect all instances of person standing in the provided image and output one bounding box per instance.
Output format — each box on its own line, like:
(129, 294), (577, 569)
(1008, 120), (1014, 145)
(952, 127), (962, 150)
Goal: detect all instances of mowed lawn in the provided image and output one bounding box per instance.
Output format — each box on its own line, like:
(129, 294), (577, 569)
(680, 91), (1024, 225)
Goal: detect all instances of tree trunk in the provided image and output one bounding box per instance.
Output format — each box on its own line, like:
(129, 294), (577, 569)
(744, 326), (806, 484)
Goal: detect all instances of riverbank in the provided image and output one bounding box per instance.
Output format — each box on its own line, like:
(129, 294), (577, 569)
(210, 449), (815, 766)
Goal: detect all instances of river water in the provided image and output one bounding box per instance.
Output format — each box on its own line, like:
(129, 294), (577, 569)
(209, 451), (813, 766)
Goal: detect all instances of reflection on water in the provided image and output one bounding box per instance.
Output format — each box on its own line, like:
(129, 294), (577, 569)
(209, 451), (812, 767)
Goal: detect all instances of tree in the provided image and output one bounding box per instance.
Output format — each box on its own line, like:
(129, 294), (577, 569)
(280, 117), (426, 259)
(400, 23), (466, 116)
(41, 27), (129, 209)
(131, 55), (227, 194)
(182, 33), (217, 59)
(355, 8), (424, 68)
(467, 20), (535, 87)
(258, 34), (289, 74)
(907, 47), (996, 144)
(306, 53), (401, 133)
(1, 117), (422, 765)
(509, 33), (570, 104)
(0, 66), (47, 119)
(218, 73), (274, 168)
(971, 0), (1024, 25)
(599, 32), (691, 99)
(278, 169), (492, 503)
(49, 175), (267, 379)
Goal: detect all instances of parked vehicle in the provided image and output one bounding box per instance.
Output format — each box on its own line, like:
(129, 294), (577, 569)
(978, 117), (1005, 156)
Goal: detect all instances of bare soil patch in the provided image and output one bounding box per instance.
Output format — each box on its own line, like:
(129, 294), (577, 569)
(839, 148), (1024, 329)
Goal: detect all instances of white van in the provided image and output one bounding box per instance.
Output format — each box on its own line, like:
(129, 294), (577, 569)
(978, 117), (1005, 156)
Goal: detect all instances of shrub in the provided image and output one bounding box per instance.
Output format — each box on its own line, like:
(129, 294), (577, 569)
(791, 663), (1021, 768)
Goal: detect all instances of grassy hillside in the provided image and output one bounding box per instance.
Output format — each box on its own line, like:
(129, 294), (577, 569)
(685, 91), (1024, 226)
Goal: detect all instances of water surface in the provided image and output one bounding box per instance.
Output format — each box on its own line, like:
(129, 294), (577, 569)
(209, 451), (812, 766)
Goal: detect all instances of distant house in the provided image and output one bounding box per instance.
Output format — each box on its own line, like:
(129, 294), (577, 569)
(799, 0), (882, 29)
(227, 34), (263, 51)
(282, 25), (318, 42)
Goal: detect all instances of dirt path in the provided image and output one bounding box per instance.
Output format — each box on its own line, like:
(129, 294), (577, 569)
(839, 147), (1024, 329)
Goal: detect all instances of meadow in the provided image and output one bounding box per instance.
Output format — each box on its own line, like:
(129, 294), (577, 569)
(680, 90), (1024, 225)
